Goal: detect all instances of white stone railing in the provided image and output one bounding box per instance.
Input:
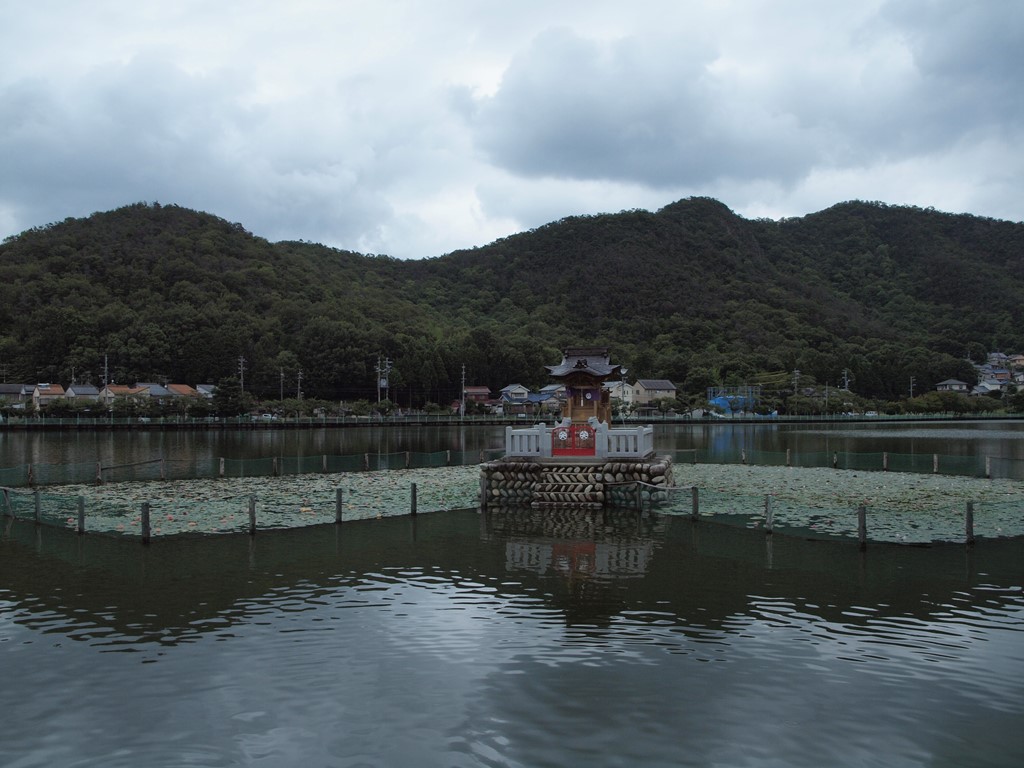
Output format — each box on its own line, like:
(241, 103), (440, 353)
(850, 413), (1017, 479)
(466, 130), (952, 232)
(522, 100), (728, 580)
(605, 424), (655, 458)
(504, 420), (655, 459)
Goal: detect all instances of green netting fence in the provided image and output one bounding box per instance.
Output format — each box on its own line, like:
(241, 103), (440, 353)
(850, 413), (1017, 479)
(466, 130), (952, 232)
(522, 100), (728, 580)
(633, 482), (1020, 546)
(0, 463), (486, 539)
(1, 446), (1020, 544)
(673, 448), (1020, 479)
(0, 449), (506, 488)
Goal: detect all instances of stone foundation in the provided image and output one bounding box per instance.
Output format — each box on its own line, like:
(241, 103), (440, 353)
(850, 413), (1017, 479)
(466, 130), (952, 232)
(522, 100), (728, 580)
(480, 456), (674, 509)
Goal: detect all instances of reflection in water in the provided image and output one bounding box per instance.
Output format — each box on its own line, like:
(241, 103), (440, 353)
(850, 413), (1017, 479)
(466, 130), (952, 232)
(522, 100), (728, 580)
(1, 509), (1022, 767)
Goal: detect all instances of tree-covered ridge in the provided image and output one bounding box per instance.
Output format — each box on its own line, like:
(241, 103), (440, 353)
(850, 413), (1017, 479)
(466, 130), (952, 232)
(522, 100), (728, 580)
(0, 198), (1020, 407)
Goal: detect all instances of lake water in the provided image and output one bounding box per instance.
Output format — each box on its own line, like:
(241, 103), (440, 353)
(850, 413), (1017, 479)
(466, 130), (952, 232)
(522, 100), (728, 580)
(3, 420), (1024, 468)
(2, 508), (1021, 767)
(2, 422), (1023, 766)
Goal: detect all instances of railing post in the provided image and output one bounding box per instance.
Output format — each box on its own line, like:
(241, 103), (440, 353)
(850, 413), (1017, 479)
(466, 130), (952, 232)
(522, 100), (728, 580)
(141, 502), (151, 543)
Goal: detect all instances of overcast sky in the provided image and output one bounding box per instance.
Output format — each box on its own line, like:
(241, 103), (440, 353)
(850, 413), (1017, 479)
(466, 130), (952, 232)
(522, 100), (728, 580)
(2, 1), (1021, 259)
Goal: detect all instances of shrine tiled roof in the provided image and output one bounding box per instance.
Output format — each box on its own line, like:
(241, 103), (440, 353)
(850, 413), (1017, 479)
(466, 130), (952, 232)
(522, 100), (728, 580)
(545, 347), (626, 380)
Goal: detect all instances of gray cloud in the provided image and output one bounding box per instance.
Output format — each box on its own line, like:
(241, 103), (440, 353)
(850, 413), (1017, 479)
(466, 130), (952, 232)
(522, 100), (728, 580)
(1, 1), (1021, 258)
(472, 28), (812, 188)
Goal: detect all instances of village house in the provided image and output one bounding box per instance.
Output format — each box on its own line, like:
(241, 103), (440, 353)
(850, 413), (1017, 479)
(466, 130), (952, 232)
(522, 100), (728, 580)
(65, 383), (101, 402)
(32, 383), (66, 410)
(99, 384), (151, 407)
(632, 379), (678, 407)
(935, 379), (969, 393)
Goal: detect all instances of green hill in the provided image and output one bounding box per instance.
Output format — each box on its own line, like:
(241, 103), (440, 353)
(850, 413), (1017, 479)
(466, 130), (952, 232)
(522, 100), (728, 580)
(1, 198), (1021, 404)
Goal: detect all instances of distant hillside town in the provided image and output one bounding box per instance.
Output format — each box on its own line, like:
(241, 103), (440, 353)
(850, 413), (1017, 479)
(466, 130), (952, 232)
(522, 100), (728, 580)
(2, 351), (1021, 420)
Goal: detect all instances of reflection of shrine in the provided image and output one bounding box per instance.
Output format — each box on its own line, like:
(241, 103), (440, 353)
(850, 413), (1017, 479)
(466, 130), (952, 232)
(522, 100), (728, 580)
(484, 507), (664, 580)
(483, 347), (674, 509)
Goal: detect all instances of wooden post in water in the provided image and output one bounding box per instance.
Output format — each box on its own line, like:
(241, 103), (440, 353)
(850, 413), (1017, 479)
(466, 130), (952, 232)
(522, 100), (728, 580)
(364, 453), (370, 471)
(77, 497), (85, 535)
(965, 501), (975, 546)
(2, 488), (10, 517)
(764, 495), (774, 535)
(785, 449), (791, 467)
(141, 502), (151, 544)
(479, 473), (488, 509)
(160, 458), (166, 481)
(411, 483), (417, 516)
(34, 490), (41, 523)
(691, 486), (699, 521)
(28, 464), (34, 486)
(883, 452), (889, 472)
(933, 454), (939, 474)
(832, 452), (838, 469)
(635, 482), (643, 513)
(857, 505), (867, 551)
(335, 488), (343, 524)
(272, 457), (279, 477)
(741, 449), (747, 465)
(405, 451), (411, 469)
(985, 457), (991, 479)
(446, 450), (451, 466)
(96, 462), (103, 484)
(248, 496), (256, 535)
(323, 454), (328, 473)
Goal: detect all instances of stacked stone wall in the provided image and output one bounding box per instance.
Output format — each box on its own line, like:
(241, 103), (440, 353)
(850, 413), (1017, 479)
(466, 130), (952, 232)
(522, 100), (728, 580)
(480, 456), (674, 509)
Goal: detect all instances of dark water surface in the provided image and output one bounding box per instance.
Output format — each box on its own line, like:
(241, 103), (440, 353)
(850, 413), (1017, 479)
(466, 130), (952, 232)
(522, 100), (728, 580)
(2, 508), (1022, 767)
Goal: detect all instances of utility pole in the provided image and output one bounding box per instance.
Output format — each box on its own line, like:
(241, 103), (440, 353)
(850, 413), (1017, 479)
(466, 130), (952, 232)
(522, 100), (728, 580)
(297, 369), (303, 400)
(103, 354), (109, 387)
(842, 368), (851, 390)
(280, 369), (284, 401)
(460, 363), (466, 418)
(375, 355), (391, 404)
(238, 355), (247, 392)
(909, 376), (916, 398)
(792, 369), (801, 393)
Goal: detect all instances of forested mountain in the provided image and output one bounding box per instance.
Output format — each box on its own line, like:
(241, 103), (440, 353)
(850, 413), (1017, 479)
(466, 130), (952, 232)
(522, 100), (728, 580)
(1, 198), (1021, 406)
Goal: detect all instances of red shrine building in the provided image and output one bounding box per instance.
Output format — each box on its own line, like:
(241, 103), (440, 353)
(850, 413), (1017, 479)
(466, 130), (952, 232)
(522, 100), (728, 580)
(545, 347), (625, 426)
